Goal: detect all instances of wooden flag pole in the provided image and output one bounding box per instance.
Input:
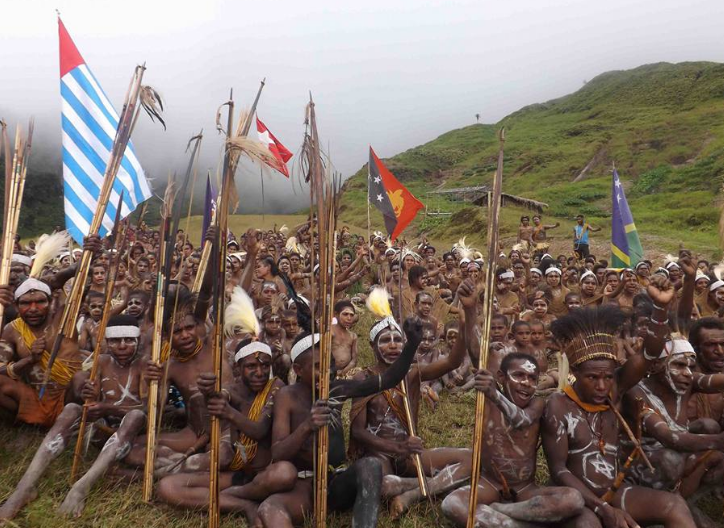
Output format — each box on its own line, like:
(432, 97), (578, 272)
(70, 193), (126, 481)
(465, 128), (505, 528)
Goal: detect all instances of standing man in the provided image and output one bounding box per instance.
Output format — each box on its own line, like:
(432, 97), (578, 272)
(573, 215), (600, 260)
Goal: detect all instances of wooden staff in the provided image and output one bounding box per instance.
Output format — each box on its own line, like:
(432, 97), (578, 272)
(142, 182), (173, 502)
(466, 128), (505, 528)
(397, 250), (429, 497)
(207, 90), (235, 528)
(70, 193), (126, 481)
(303, 96), (338, 528)
(0, 120), (33, 323)
(42, 65), (160, 397)
(602, 397), (645, 503)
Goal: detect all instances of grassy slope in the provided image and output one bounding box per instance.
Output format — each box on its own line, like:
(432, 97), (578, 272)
(340, 62), (724, 258)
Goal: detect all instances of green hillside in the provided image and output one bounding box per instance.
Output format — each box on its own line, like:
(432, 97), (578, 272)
(340, 62), (724, 257)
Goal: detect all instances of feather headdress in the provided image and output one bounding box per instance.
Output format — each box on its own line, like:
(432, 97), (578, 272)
(224, 286), (260, 338)
(31, 231), (71, 278)
(278, 224), (289, 236)
(550, 305), (626, 367)
(366, 287), (401, 342)
(454, 236), (473, 260)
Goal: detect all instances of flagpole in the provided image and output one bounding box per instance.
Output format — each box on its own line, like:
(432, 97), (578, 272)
(366, 167), (371, 247)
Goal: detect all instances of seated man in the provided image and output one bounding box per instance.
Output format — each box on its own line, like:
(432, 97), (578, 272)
(543, 281), (698, 528)
(254, 316), (423, 528)
(349, 281), (476, 517)
(156, 340), (295, 525)
(623, 336), (724, 524)
(0, 315), (146, 519)
(442, 353), (585, 527)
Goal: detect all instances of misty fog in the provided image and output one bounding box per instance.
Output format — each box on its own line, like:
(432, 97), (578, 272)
(2, 0), (724, 213)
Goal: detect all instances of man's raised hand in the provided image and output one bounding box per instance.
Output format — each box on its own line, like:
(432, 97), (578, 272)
(403, 316), (423, 345)
(457, 278), (477, 309)
(647, 274), (675, 307)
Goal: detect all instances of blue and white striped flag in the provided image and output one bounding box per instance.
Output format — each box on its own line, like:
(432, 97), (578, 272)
(58, 18), (152, 243)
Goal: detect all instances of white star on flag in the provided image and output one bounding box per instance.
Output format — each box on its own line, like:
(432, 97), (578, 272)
(374, 176), (381, 184)
(258, 129), (274, 147)
(377, 194), (383, 202)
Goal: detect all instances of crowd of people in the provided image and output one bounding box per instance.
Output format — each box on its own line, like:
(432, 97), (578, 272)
(1, 212), (724, 528)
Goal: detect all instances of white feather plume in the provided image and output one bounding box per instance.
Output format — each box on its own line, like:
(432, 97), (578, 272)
(278, 224), (289, 235)
(224, 286), (260, 338)
(30, 231), (71, 278)
(713, 259), (724, 281)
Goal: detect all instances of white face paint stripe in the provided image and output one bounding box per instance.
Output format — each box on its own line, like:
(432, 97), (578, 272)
(520, 360), (537, 373)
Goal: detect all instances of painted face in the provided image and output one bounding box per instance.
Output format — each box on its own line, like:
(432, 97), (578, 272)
(697, 328), (724, 373)
(92, 266), (107, 286)
(283, 317), (299, 338)
(126, 295), (146, 317)
(501, 359), (538, 406)
(89, 299), (104, 321)
(17, 291), (51, 327)
(416, 294), (433, 318)
(566, 296), (582, 310)
(497, 278), (513, 293)
(418, 328), (437, 354)
(171, 314), (201, 354)
(662, 353), (695, 395)
(532, 299), (548, 316)
(374, 328), (404, 365)
(106, 336), (139, 367)
(337, 307), (356, 329)
(240, 353), (272, 392)
(714, 287), (724, 307)
(572, 359), (617, 405)
(261, 284), (278, 305)
(581, 276), (598, 296)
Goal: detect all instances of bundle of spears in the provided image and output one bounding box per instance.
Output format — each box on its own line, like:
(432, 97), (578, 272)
(0, 119), (34, 323)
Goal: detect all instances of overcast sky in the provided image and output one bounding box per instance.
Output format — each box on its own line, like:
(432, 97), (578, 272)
(2, 0), (724, 212)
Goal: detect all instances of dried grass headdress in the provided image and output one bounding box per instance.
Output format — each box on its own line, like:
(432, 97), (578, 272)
(550, 305), (626, 367)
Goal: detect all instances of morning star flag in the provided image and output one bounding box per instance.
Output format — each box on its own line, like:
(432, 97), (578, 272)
(611, 168), (644, 268)
(59, 18), (152, 243)
(257, 118), (293, 177)
(368, 147), (424, 240)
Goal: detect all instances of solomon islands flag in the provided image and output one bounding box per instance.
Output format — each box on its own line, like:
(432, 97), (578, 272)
(58, 18), (152, 243)
(611, 168), (644, 268)
(368, 147), (423, 241)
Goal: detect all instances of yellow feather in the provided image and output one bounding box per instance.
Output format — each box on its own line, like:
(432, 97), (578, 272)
(31, 231), (71, 278)
(366, 287), (393, 319)
(224, 286), (260, 338)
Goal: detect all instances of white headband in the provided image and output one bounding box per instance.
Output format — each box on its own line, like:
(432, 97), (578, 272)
(291, 333), (321, 362)
(541, 254), (553, 260)
(665, 261), (680, 270)
(529, 268), (542, 276)
(545, 267), (561, 276)
(661, 338), (695, 358)
(655, 267), (670, 277)
(14, 278), (51, 300)
(710, 279), (724, 292)
(467, 261), (481, 270)
(11, 254), (31, 267)
(499, 270), (514, 280)
(635, 261), (649, 270)
(287, 295), (310, 309)
(105, 326), (141, 339)
(460, 258), (471, 265)
(696, 271), (710, 283)
(579, 270), (597, 283)
(619, 268), (635, 279)
(235, 342), (272, 362)
(369, 315), (402, 342)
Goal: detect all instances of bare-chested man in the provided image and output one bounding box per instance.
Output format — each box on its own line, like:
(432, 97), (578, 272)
(156, 340), (295, 525)
(543, 282), (698, 528)
(331, 299), (359, 377)
(442, 352), (586, 527)
(255, 318), (423, 527)
(0, 315), (145, 519)
(349, 280), (476, 517)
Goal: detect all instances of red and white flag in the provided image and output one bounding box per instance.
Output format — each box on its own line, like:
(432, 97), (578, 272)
(256, 118), (292, 177)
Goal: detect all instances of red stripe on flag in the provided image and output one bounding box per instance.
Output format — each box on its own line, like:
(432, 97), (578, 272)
(58, 18), (86, 77)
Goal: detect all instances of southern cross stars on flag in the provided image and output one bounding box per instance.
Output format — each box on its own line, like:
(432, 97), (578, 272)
(368, 147), (424, 240)
(611, 167), (644, 269)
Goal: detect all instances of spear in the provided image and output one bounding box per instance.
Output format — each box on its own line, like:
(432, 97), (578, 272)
(0, 119), (33, 324)
(142, 181), (174, 502)
(466, 128), (505, 528)
(208, 89), (235, 528)
(70, 192), (126, 481)
(41, 65), (163, 398)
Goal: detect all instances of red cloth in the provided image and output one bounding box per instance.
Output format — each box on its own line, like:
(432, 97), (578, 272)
(257, 118), (293, 177)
